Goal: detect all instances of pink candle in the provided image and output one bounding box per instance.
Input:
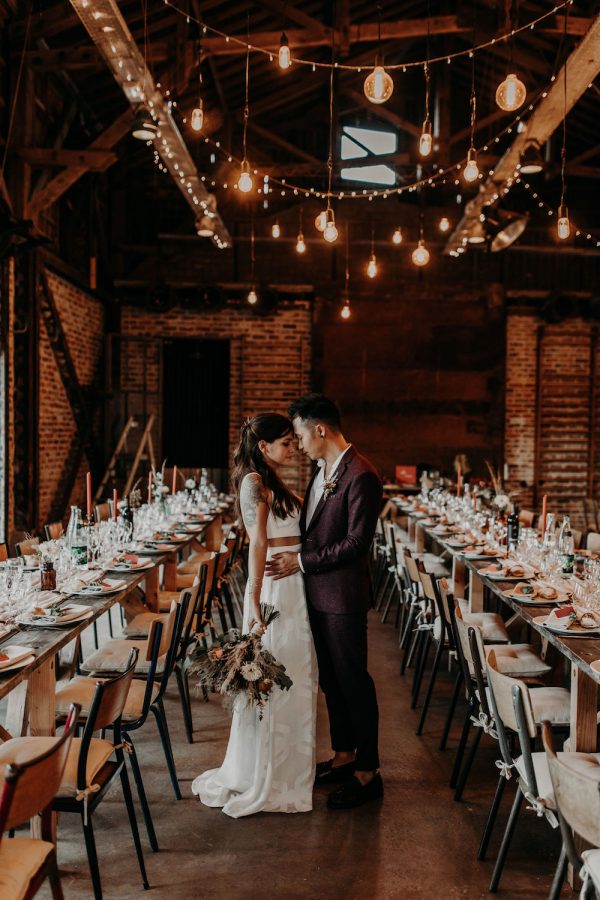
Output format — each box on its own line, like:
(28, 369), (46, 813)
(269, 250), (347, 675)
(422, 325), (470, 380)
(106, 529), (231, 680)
(148, 471), (152, 504)
(541, 494), (548, 537)
(86, 471), (92, 518)
(172, 465), (177, 495)
(472, 487), (477, 510)
(456, 465), (462, 498)
(113, 488), (118, 521)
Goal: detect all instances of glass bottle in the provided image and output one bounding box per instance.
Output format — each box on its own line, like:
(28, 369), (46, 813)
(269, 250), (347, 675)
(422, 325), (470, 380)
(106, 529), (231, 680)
(507, 504), (520, 551)
(66, 505), (87, 565)
(40, 558), (56, 591)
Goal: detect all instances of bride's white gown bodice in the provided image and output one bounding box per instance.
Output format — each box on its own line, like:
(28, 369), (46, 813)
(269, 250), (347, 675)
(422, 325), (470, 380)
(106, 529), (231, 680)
(191, 491), (318, 817)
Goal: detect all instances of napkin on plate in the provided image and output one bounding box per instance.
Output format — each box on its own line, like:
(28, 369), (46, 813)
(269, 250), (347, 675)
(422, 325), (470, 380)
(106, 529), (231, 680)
(0, 646), (35, 669)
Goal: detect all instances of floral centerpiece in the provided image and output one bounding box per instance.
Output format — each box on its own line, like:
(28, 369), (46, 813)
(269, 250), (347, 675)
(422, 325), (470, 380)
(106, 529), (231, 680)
(187, 603), (293, 719)
(485, 460), (512, 513)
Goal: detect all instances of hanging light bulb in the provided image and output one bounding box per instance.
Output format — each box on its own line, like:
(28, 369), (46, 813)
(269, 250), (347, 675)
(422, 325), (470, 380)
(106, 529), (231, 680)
(191, 100), (204, 132)
(247, 287), (258, 305)
(364, 63), (394, 105)
(463, 148), (479, 183)
(495, 73), (526, 112)
(367, 253), (378, 279)
(278, 32), (291, 69)
(412, 239), (430, 267)
(323, 209), (338, 243)
(392, 227), (403, 245)
(271, 221), (281, 239)
(438, 217), (450, 233)
(237, 159), (253, 193)
(557, 204), (570, 240)
(419, 119), (432, 158)
(315, 210), (328, 232)
(296, 231), (306, 254)
(340, 302), (351, 320)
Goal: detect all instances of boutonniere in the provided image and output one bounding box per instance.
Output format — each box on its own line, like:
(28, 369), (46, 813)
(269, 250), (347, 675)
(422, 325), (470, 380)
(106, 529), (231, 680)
(322, 471), (340, 500)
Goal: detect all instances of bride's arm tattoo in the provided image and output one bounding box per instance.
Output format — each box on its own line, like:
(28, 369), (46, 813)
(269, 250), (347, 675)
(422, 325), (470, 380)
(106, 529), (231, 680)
(240, 474), (267, 527)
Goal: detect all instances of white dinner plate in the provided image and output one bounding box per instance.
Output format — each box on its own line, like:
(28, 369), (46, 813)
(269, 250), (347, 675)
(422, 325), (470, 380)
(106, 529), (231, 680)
(533, 614), (600, 637)
(105, 558), (153, 573)
(503, 588), (564, 606)
(0, 645), (36, 670)
(76, 578), (126, 596)
(18, 605), (93, 627)
(0, 655), (35, 675)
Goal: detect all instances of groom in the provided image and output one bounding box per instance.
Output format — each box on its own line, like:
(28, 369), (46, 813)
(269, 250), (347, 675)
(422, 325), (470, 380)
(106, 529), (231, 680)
(266, 394), (383, 809)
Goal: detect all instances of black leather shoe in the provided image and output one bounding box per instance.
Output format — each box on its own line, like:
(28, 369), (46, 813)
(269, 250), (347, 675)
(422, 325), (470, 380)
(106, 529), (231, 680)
(314, 760), (356, 786)
(327, 773), (384, 809)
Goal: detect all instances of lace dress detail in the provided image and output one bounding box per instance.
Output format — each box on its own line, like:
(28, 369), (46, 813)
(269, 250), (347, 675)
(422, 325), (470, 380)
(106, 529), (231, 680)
(191, 483), (318, 817)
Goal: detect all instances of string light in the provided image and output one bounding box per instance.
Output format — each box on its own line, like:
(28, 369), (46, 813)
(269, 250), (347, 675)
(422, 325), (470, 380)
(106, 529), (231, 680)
(392, 227), (403, 245)
(438, 217), (450, 233)
(323, 34), (338, 243)
(464, 148), (479, 183)
(341, 302), (351, 319)
(419, 62), (432, 157)
(315, 210), (327, 232)
(247, 288), (258, 304)
(278, 32), (291, 69)
(238, 20), (253, 194)
(557, 7), (570, 240)
(323, 208), (338, 243)
(366, 225), (378, 278)
(364, 5), (393, 104)
(464, 24), (479, 184)
(191, 102), (204, 131)
(496, 73), (526, 112)
(296, 208), (306, 253)
(271, 220), (281, 238)
(412, 239), (430, 267)
(340, 224), (352, 320)
(247, 218), (257, 304)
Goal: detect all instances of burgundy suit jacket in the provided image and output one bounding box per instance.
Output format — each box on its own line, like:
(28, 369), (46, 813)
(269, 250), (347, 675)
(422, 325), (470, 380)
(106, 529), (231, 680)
(299, 446), (382, 615)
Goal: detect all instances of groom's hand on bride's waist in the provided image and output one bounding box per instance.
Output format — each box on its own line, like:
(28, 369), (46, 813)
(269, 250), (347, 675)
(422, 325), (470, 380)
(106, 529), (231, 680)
(265, 552), (300, 580)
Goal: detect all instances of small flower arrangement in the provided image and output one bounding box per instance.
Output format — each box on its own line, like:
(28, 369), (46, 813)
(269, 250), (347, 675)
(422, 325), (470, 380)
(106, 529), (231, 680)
(485, 460), (513, 512)
(322, 471), (340, 500)
(185, 477), (196, 491)
(188, 603), (293, 719)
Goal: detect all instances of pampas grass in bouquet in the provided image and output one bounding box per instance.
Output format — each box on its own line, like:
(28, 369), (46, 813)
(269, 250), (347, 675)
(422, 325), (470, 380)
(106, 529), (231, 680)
(188, 603), (293, 718)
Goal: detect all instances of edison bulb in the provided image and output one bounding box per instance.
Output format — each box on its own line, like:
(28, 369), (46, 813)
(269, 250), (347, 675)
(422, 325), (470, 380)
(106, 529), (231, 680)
(323, 221), (338, 243)
(315, 210), (327, 232)
(237, 162), (253, 193)
(296, 233), (306, 254)
(271, 222), (281, 239)
(340, 303), (351, 320)
(191, 103), (203, 132)
(412, 239), (430, 267)
(247, 288), (258, 305)
(419, 121), (432, 157)
(364, 65), (394, 104)
(438, 217), (450, 233)
(367, 254), (378, 279)
(496, 73), (526, 112)
(463, 155), (479, 183)
(279, 33), (291, 69)
(392, 227), (403, 245)
(557, 206), (570, 240)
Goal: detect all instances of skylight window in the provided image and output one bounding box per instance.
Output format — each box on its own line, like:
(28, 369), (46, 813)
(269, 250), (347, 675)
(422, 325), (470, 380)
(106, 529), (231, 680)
(340, 125), (397, 186)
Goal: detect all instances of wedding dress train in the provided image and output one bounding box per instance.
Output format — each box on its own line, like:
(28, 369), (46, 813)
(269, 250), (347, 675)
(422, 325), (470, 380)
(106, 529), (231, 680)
(191, 505), (317, 817)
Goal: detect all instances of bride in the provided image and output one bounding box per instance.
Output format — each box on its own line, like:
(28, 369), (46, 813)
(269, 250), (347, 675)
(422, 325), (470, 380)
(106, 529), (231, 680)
(192, 413), (318, 817)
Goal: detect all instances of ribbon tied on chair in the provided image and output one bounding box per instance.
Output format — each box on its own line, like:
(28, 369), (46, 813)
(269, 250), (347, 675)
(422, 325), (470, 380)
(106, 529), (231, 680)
(523, 791), (559, 828)
(495, 759), (514, 780)
(75, 783), (101, 826)
(470, 710), (498, 738)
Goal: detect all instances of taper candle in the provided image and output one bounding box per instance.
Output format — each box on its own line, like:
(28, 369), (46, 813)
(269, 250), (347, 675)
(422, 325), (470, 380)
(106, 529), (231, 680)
(172, 465), (177, 495)
(113, 488), (118, 521)
(456, 465), (462, 498)
(541, 494), (548, 537)
(86, 471), (92, 518)
(148, 471), (152, 504)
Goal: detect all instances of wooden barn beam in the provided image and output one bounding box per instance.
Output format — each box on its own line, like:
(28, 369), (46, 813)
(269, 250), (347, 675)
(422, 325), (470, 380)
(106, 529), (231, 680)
(247, 120), (322, 166)
(27, 109), (132, 219)
(445, 12), (600, 253)
(19, 148), (117, 169)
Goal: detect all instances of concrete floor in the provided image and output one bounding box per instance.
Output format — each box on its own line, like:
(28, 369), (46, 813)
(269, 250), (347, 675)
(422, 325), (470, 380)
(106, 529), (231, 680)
(37, 614), (570, 900)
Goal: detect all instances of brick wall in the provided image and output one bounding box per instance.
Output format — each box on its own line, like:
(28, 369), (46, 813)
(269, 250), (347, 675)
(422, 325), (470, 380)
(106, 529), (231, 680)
(504, 307), (598, 529)
(118, 300), (312, 490)
(38, 272), (104, 528)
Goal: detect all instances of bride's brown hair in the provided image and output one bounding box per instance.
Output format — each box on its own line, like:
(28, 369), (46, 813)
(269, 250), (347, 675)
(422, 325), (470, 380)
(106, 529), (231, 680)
(231, 413), (301, 521)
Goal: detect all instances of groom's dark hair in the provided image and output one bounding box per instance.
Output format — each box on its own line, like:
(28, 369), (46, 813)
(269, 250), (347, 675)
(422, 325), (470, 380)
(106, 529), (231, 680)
(288, 393), (342, 432)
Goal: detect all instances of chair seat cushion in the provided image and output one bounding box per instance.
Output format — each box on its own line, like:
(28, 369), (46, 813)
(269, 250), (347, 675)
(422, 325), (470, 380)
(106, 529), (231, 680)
(0, 737), (115, 797)
(156, 591), (180, 612)
(581, 849), (600, 893)
(485, 643), (552, 678)
(122, 611), (168, 637)
(0, 838), (54, 900)
(529, 686), (571, 725)
(81, 640), (164, 675)
(55, 675), (160, 721)
(459, 606), (509, 644)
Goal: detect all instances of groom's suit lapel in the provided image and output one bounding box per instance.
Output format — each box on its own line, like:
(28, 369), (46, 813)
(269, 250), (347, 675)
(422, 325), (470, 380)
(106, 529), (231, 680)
(305, 446), (356, 534)
(300, 465), (320, 536)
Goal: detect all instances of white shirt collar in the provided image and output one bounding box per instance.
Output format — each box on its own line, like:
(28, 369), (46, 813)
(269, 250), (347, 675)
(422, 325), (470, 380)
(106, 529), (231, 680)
(317, 444), (352, 476)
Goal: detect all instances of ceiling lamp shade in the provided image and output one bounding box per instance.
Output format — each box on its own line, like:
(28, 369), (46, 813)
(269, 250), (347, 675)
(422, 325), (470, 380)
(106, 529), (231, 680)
(131, 109), (158, 141)
(467, 220), (486, 244)
(196, 214), (215, 237)
(486, 210), (529, 252)
(519, 141), (544, 175)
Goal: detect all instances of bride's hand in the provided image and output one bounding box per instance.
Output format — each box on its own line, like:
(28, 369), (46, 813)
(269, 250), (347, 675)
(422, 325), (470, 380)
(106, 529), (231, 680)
(249, 616), (266, 636)
(265, 552), (300, 580)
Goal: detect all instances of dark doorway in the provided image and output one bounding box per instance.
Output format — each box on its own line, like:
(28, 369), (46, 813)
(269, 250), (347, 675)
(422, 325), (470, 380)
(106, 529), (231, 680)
(162, 338), (230, 468)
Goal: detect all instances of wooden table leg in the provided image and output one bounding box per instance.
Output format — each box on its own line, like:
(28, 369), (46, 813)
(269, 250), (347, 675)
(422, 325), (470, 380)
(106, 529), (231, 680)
(570, 665), (598, 752)
(408, 518), (416, 546)
(164, 554), (178, 592)
(28, 658), (57, 841)
(452, 556), (466, 600)
(468, 568), (484, 613)
(415, 523), (425, 554)
(143, 566), (159, 612)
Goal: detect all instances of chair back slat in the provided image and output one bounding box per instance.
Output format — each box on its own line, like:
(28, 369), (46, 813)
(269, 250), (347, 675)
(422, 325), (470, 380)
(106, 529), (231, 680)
(485, 652), (537, 739)
(94, 502), (111, 523)
(0, 543), (7, 562)
(15, 537), (39, 557)
(44, 521), (64, 541)
(86, 649), (140, 732)
(542, 723), (600, 849)
(586, 531), (600, 552)
(0, 704), (79, 832)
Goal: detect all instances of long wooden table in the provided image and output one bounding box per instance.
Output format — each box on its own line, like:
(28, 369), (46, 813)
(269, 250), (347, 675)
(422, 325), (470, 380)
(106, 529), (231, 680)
(400, 504), (600, 752)
(0, 513), (223, 742)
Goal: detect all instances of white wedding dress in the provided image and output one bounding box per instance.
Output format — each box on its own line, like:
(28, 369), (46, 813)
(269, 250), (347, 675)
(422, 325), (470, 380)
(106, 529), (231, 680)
(191, 500), (318, 817)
